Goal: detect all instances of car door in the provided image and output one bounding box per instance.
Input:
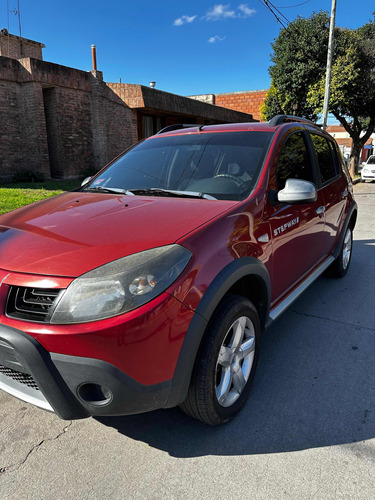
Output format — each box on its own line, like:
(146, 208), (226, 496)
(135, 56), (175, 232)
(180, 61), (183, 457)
(308, 133), (347, 257)
(265, 130), (326, 304)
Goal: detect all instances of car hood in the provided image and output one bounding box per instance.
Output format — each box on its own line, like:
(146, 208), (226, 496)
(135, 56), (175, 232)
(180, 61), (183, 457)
(0, 192), (234, 277)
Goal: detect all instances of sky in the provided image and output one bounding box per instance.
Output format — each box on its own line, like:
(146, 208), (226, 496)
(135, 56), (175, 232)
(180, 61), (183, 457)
(1, 1), (373, 99)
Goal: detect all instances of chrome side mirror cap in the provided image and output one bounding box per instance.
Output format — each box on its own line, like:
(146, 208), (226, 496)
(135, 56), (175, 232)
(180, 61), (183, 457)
(81, 176), (92, 187)
(278, 178), (317, 204)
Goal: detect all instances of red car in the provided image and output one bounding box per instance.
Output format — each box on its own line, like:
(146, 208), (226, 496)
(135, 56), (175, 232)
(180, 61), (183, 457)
(0, 115), (357, 425)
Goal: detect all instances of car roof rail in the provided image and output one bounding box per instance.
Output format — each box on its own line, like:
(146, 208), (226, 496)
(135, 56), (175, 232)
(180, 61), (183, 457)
(269, 115), (318, 127)
(156, 124), (204, 135)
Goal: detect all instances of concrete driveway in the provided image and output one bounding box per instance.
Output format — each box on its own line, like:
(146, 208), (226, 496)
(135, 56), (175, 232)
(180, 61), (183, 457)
(1, 182), (374, 500)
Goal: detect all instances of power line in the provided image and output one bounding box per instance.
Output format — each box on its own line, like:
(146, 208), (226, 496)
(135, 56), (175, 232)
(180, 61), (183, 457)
(274, 0), (312, 8)
(256, 0), (288, 29)
(265, 0), (292, 26)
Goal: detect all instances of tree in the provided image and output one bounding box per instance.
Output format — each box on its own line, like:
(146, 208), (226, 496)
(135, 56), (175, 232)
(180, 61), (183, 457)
(264, 11), (375, 176)
(260, 83), (283, 121)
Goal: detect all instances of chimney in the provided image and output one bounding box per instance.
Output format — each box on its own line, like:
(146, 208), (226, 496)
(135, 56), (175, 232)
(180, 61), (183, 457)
(91, 44), (97, 71)
(90, 44), (103, 80)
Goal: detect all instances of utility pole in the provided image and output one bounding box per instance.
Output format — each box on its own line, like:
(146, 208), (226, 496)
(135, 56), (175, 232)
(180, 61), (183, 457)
(322, 0), (337, 131)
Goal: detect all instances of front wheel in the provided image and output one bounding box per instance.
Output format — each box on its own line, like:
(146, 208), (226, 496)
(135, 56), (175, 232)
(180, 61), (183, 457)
(180, 295), (261, 425)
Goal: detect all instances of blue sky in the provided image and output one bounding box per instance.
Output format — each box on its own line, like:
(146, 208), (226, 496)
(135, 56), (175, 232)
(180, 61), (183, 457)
(2, 0), (373, 97)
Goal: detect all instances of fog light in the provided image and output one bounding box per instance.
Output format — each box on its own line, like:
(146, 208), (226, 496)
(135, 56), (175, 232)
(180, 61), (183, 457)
(77, 383), (113, 406)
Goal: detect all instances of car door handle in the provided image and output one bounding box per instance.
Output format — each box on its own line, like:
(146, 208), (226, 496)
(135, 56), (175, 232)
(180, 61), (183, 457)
(316, 206), (325, 217)
(342, 189), (348, 198)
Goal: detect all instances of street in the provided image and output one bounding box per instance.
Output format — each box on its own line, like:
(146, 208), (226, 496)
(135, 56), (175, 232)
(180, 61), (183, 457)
(1, 181), (374, 500)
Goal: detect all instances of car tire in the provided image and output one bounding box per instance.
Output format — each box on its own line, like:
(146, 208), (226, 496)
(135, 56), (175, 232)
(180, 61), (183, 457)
(331, 226), (353, 278)
(180, 295), (261, 425)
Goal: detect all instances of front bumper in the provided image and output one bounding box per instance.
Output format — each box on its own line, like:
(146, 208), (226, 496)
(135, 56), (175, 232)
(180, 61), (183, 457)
(361, 169), (375, 180)
(0, 323), (171, 419)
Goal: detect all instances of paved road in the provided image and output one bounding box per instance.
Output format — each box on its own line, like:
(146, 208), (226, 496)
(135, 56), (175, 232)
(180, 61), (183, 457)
(1, 182), (374, 500)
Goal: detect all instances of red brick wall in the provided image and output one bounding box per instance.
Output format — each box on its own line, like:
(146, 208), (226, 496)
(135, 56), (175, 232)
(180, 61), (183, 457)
(215, 90), (268, 121)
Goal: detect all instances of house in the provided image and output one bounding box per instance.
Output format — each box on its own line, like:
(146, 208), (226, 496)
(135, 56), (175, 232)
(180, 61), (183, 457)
(326, 125), (374, 162)
(0, 31), (255, 182)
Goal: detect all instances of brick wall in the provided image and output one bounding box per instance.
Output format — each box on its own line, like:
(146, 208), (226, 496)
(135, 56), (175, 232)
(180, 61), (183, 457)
(0, 54), (138, 181)
(0, 57), (49, 181)
(19, 82), (50, 175)
(215, 90), (268, 121)
(91, 81), (138, 170)
(0, 33), (44, 60)
(43, 86), (94, 178)
(107, 83), (145, 110)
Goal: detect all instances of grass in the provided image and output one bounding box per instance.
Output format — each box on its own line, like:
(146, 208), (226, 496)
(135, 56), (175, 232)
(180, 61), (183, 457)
(0, 179), (81, 215)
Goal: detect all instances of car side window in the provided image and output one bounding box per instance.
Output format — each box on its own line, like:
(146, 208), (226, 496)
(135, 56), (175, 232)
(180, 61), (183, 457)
(310, 134), (338, 184)
(276, 132), (313, 191)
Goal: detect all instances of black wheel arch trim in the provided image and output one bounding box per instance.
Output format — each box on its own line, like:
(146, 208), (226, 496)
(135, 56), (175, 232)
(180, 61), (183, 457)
(165, 256), (271, 408)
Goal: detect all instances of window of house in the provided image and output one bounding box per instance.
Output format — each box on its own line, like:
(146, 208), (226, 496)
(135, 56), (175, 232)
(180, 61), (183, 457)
(142, 116), (154, 138)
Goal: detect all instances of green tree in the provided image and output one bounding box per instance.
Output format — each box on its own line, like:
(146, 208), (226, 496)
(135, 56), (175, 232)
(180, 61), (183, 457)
(265, 12), (330, 120)
(265, 11), (375, 176)
(260, 83), (284, 121)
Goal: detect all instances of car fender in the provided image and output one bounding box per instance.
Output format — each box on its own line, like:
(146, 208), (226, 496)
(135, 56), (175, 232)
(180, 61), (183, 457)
(165, 256), (271, 408)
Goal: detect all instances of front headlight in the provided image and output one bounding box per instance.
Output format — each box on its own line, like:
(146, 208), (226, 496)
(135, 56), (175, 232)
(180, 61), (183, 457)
(48, 245), (191, 324)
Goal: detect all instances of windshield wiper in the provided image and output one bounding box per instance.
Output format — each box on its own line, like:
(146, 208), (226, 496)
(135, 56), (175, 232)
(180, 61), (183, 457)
(84, 186), (131, 195)
(126, 188), (217, 200)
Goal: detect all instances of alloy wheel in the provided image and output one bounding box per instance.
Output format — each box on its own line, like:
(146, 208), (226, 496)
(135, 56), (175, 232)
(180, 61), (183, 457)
(342, 228), (352, 270)
(215, 316), (256, 407)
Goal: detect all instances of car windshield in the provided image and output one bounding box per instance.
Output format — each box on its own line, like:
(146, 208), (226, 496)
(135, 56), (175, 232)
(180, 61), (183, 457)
(367, 155), (375, 165)
(85, 131), (273, 201)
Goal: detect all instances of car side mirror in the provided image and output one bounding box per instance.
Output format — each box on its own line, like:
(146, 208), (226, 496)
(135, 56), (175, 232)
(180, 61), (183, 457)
(278, 179), (317, 204)
(81, 176), (92, 187)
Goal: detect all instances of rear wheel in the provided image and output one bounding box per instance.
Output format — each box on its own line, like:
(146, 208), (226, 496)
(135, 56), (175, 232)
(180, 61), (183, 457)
(180, 295), (261, 425)
(331, 226), (353, 278)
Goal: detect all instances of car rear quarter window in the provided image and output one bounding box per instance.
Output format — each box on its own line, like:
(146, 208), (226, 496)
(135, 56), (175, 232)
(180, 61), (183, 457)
(276, 132), (314, 191)
(310, 134), (338, 184)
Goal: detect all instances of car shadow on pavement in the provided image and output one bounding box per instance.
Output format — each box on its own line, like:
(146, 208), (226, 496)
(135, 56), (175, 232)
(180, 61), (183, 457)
(97, 240), (375, 458)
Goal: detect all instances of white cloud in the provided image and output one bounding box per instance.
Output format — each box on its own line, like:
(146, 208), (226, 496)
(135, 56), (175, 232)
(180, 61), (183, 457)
(174, 4), (256, 28)
(173, 15), (197, 26)
(204, 4), (236, 21)
(238, 4), (256, 17)
(208, 35), (226, 43)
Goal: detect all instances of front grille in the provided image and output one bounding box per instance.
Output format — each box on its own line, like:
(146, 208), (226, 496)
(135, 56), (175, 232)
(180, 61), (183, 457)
(6, 286), (63, 322)
(0, 364), (40, 390)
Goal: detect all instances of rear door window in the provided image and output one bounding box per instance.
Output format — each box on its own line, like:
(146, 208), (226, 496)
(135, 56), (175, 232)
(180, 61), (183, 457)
(276, 132), (314, 191)
(310, 134), (338, 184)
